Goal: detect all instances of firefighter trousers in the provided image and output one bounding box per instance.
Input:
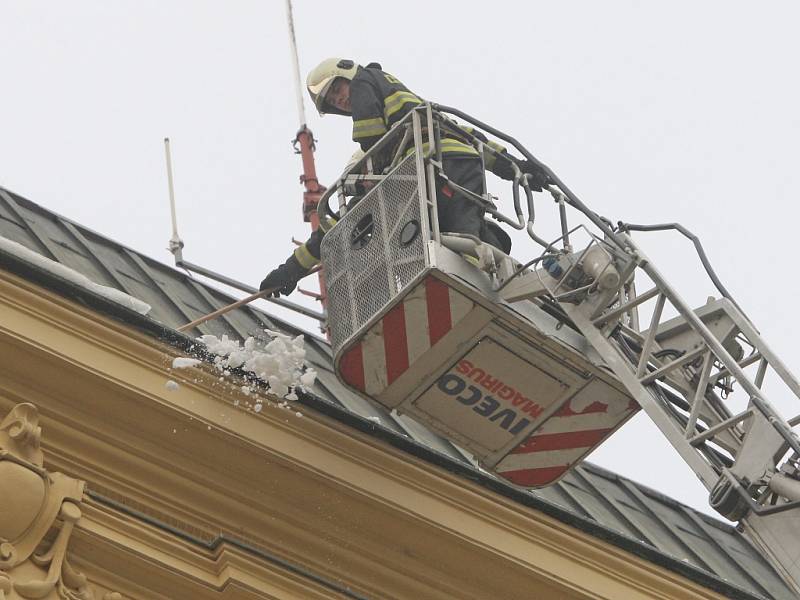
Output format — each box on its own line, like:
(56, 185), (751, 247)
(436, 157), (508, 253)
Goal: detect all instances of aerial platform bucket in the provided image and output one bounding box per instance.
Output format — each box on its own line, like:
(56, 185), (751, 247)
(321, 155), (637, 488)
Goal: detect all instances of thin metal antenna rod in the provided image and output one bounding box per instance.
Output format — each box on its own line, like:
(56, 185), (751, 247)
(164, 137), (184, 259)
(160, 134), (324, 326)
(285, 0), (307, 128)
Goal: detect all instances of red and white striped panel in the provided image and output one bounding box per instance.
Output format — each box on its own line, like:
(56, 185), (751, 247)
(338, 276), (473, 395)
(494, 397), (639, 487)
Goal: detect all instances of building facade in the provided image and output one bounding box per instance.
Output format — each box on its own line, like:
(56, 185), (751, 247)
(0, 186), (792, 599)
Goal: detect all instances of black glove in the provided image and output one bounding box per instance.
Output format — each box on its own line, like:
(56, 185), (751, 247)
(259, 255), (307, 297)
(492, 157), (550, 191)
(517, 159), (550, 192)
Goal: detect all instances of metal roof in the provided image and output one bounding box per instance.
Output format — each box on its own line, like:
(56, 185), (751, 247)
(0, 185), (793, 600)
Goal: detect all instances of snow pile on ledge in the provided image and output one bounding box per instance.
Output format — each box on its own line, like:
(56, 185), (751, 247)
(0, 236), (151, 315)
(172, 357), (202, 369)
(199, 330), (317, 399)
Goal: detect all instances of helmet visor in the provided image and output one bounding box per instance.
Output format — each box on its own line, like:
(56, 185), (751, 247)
(308, 75), (336, 111)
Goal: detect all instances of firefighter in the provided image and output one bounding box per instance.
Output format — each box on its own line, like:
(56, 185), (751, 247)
(260, 58), (547, 296)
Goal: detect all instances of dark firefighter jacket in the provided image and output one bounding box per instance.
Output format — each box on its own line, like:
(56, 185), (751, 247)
(350, 65), (508, 170)
(293, 223), (330, 271)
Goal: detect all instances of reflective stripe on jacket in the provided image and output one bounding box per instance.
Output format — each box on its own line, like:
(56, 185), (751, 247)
(460, 126), (507, 171)
(292, 217), (337, 270)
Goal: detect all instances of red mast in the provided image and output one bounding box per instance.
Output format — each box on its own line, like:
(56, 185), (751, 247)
(294, 126), (327, 307)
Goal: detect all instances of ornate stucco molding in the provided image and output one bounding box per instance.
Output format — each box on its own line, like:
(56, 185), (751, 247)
(0, 403), (121, 600)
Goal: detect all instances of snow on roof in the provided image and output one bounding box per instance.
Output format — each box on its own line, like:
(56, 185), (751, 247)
(0, 235), (151, 315)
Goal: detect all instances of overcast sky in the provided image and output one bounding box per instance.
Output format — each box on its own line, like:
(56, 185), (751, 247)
(2, 1), (800, 518)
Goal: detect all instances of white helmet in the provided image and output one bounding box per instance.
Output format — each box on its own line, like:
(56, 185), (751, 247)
(306, 58), (360, 115)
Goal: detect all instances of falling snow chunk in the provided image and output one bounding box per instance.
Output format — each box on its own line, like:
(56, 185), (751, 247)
(299, 369), (317, 387)
(197, 331), (314, 400)
(172, 357), (202, 369)
(295, 412), (302, 418)
(165, 380), (180, 391)
(0, 236), (152, 314)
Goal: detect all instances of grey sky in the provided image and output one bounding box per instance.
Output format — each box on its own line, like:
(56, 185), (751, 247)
(2, 1), (800, 517)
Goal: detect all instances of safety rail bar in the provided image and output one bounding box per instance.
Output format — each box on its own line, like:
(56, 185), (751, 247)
(316, 104), (563, 252)
(316, 103), (743, 328)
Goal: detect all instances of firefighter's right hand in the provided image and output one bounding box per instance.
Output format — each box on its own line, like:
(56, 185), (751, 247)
(259, 256), (306, 297)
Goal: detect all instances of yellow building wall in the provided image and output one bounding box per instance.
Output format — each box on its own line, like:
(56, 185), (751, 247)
(0, 269), (732, 600)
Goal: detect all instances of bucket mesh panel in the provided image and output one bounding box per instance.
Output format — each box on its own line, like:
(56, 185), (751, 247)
(322, 156), (427, 355)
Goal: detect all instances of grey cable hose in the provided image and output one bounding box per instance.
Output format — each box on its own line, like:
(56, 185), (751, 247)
(618, 222), (743, 315)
